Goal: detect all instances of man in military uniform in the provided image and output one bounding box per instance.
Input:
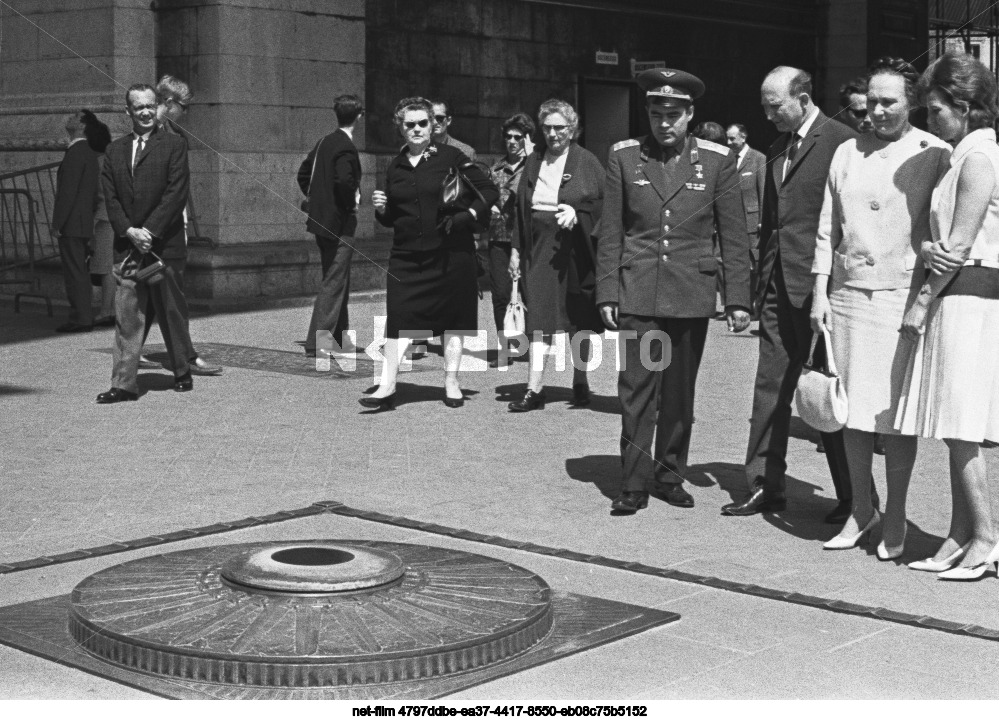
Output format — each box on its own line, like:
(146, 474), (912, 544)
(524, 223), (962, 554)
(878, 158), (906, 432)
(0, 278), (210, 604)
(597, 68), (751, 514)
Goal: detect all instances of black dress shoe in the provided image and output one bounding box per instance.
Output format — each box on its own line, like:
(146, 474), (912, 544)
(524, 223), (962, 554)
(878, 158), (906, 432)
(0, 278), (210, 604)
(721, 487), (786, 516)
(443, 396), (465, 408)
(56, 322), (93, 333)
(359, 393), (395, 411)
(570, 383), (591, 406)
(508, 389), (546, 412)
(174, 372), (193, 392)
(96, 387), (138, 404)
(611, 491), (649, 513)
(824, 500), (852, 524)
(658, 483), (695, 508)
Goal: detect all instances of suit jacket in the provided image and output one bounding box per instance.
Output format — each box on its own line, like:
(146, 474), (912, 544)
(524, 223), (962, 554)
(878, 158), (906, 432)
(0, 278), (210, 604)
(52, 139), (100, 238)
(101, 125), (190, 260)
(737, 146), (766, 237)
(757, 112), (856, 308)
(297, 128), (361, 238)
(511, 143), (604, 270)
(375, 142), (498, 252)
(596, 134), (750, 318)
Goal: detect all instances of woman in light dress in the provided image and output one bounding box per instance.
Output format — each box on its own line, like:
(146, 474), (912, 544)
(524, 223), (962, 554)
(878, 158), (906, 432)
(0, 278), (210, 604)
(810, 57), (951, 559)
(896, 52), (999, 580)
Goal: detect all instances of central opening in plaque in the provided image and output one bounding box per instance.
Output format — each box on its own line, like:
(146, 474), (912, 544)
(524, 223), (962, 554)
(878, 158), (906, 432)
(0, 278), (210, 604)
(270, 547), (355, 566)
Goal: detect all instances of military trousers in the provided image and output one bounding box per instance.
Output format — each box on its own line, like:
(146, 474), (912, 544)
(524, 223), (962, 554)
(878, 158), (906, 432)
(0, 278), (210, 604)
(618, 314), (709, 492)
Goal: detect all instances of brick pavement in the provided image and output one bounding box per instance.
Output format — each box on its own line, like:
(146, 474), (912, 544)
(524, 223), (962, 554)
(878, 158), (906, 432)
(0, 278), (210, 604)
(2, 293), (998, 699)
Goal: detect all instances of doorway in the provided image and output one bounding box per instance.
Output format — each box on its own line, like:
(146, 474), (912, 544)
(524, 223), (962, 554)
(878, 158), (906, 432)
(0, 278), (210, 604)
(578, 78), (644, 166)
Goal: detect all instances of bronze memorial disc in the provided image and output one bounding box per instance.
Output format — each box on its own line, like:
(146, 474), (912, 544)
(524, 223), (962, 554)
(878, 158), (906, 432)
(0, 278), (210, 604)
(68, 541), (554, 688)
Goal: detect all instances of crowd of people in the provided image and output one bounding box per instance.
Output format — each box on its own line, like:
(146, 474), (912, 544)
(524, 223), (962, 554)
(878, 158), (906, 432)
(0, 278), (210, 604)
(51, 51), (999, 579)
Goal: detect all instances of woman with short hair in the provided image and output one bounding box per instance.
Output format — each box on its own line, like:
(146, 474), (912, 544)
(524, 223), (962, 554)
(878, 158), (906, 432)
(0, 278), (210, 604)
(896, 52), (999, 578)
(365, 97), (498, 410)
(810, 57), (951, 559)
(487, 112), (534, 367)
(507, 99), (605, 411)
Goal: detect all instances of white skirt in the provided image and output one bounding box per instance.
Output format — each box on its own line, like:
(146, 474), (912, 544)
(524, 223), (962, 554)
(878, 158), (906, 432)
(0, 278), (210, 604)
(828, 283), (912, 434)
(895, 294), (999, 443)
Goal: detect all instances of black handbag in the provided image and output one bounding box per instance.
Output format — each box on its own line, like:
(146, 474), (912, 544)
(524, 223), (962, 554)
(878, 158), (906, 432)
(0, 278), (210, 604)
(117, 249), (166, 285)
(441, 161), (490, 231)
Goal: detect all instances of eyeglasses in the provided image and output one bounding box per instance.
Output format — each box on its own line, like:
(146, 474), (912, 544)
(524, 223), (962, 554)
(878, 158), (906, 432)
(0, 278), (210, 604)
(168, 98), (189, 111)
(404, 119), (430, 129)
(542, 124), (568, 133)
(504, 132), (524, 140)
(847, 108), (868, 119)
(433, 115), (449, 122)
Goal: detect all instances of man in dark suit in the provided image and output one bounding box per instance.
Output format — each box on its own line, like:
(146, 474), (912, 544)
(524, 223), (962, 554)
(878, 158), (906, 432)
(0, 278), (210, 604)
(51, 111), (101, 333)
(298, 94), (363, 356)
(96, 83), (192, 403)
(722, 66), (857, 519)
(726, 123), (766, 299)
(597, 68), (751, 514)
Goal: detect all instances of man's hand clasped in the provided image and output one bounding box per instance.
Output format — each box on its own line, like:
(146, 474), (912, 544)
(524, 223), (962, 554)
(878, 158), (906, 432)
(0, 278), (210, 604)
(599, 302), (619, 331)
(126, 226), (153, 253)
(726, 308), (751, 333)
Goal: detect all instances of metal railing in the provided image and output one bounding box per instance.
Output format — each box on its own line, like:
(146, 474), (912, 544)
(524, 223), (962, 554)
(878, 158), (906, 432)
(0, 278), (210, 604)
(0, 162), (58, 314)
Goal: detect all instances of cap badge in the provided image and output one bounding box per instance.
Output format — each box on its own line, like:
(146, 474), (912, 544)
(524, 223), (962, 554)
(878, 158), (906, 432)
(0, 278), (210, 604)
(661, 71), (676, 78)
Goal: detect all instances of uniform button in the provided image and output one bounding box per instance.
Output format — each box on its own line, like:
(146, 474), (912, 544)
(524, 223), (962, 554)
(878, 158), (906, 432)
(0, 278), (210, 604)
(664, 210), (671, 217)
(870, 200), (880, 210)
(662, 239), (669, 247)
(866, 256), (876, 266)
(663, 225), (670, 232)
(661, 254), (669, 262)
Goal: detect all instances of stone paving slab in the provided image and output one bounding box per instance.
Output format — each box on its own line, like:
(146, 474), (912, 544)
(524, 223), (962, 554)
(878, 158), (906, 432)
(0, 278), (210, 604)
(3, 295), (999, 699)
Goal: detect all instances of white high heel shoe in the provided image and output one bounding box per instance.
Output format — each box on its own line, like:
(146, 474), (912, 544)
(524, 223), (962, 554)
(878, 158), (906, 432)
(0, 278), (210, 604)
(908, 545), (966, 572)
(876, 525), (907, 561)
(937, 541), (999, 581)
(824, 510), (880, 550)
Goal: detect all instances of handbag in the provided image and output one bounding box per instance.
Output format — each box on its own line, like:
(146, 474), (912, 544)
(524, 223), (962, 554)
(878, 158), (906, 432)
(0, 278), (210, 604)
(441, 161), (490, 231)
(795, 326), (849, 433)
(502, 278), (526, 337)
(116, 249), (166, 285)
(300, 136), (325, 213)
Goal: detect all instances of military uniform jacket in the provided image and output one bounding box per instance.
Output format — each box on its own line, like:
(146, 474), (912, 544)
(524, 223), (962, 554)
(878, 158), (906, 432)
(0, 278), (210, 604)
(596, 134), (750, 317)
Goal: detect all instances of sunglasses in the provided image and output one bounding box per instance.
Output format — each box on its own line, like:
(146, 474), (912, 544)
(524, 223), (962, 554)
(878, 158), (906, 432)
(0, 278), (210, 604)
(847, 108), (868, 119)
(433, 115), (449, 122)
(168, 97), (188, 111)
(504, 132), (524, 140)
(404, 119), (430, 129)
(543, 124), (568, 133)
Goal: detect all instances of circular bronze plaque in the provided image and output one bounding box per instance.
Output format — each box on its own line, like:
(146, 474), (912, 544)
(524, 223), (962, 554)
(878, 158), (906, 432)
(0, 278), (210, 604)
(69, 541), (553, 688)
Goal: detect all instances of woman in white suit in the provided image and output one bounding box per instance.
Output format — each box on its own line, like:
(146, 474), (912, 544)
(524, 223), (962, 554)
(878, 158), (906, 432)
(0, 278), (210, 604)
(810, 57), (951, 559)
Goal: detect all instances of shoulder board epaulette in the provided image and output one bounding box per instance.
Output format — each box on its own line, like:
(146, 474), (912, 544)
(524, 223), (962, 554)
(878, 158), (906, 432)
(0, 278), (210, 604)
(695, 138), (730, 155)
(611, 139), (640, 152)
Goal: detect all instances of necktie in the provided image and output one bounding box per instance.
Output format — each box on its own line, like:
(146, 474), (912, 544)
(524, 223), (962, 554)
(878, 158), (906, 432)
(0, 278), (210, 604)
(783, 132), (800, 181)
(132, 136), (144, 174)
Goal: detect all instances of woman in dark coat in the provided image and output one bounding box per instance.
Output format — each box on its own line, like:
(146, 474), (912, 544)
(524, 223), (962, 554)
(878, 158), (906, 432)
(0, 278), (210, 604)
(364, 97), (498, 410)
(507, 99), (605, 412)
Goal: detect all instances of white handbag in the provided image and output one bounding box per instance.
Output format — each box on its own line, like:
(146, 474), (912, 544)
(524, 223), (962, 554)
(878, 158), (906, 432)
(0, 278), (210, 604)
(795, 326), (849, 433)
(502, 279), (526, 337)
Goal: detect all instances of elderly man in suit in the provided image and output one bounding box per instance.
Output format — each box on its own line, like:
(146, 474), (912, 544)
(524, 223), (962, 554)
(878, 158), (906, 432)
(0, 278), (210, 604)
(597, 68), (751, 514)
(722, 66), (857, 519)
(298, 94), (363, 356)
(96, 83), (192, 403)
(51, 111), (101, 333)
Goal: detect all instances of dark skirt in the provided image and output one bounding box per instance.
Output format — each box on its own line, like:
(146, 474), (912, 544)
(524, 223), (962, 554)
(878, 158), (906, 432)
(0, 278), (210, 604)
(522, 210), (603, 336)
(386, 245), (478, 338)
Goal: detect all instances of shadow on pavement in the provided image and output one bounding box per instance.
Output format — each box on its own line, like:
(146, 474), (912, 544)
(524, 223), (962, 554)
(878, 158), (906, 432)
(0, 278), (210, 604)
(357, 382), (481, 413)
(565, 455), (621, 500)
(493, 383), (620, 414)
(0, 383), (45, 396)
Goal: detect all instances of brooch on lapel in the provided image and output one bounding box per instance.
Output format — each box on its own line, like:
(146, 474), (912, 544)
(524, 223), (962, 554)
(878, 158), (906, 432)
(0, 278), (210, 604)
(561, 173), (572, 184)
(421, 146), (438, 162)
